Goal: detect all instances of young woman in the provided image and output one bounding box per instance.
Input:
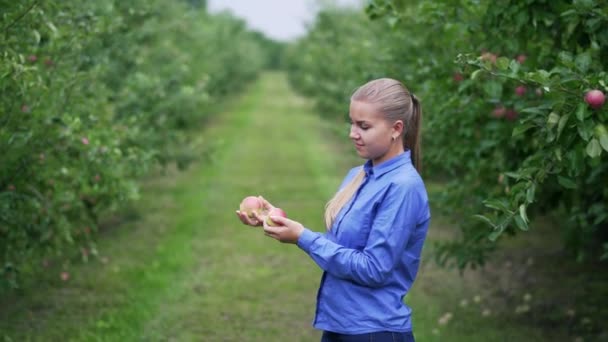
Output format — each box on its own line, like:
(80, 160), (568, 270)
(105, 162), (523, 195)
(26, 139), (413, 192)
(236, 78), (430, 342)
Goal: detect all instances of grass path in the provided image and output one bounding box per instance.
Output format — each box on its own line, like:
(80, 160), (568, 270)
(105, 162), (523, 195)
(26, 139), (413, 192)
(1, 72), (558, 341)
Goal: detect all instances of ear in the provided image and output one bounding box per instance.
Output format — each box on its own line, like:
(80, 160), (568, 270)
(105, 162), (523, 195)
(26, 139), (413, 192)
(392, 120), (404, 137)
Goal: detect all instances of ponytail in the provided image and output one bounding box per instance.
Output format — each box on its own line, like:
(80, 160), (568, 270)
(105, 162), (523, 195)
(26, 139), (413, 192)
(405, 94), (422, 173)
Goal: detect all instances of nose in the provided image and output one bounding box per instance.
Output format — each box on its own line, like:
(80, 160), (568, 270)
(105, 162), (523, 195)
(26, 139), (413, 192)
(349, 125), (359, 140)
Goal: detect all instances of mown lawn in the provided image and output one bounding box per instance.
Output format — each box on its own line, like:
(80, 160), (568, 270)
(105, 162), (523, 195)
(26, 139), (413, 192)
(1, 72), (601, 341)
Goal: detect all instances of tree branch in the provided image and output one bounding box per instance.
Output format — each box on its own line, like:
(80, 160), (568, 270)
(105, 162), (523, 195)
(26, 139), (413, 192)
(3, 1), (39, 34)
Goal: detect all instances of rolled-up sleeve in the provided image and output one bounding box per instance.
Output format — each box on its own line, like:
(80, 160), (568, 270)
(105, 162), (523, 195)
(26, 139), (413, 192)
(297, 183), (420, 288)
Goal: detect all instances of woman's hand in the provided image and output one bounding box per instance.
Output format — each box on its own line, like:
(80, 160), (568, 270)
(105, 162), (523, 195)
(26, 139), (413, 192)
(235, 196), (275, 227)
(262, 215), (304, 244)
(235, 209), (262, 226)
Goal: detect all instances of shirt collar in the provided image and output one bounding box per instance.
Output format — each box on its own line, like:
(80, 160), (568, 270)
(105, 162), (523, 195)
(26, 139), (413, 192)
(363, 150), (412, 179)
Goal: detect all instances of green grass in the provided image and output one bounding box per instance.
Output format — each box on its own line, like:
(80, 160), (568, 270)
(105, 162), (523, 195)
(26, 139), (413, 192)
(0, 72), (600, 341)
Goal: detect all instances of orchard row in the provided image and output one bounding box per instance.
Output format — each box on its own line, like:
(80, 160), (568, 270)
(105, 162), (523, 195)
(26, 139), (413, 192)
(284, 0), (608, 268)
(0, 1), (273, 289)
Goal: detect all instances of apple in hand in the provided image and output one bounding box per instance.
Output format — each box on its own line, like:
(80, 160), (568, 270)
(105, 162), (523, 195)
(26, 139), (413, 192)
(266, 207), (287, 226)
(239, 196), (263, 219)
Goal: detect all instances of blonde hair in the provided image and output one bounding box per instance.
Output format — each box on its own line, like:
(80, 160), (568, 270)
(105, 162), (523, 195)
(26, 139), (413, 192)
(323, 78), (422, 230)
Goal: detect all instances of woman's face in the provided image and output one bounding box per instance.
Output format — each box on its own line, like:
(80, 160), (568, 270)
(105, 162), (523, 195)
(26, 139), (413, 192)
(349, 100), (401, 165)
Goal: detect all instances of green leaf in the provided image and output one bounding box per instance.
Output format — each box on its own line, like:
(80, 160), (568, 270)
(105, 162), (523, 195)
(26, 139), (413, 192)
(472, 214), (496, 228)
(519, 204), (529, 224)
(387, 16), (399, 28)
(46, 21), (59, 35)
(512, 123), (535, 136)
(578, 124), (592, 141)
(554, 147), (563, 161)
(558, 51), (574, 67)
(557, 176), (578, 189)
(392, 0), (407, 11)
(496, 57), (510, 70)
(594, 124), (608, 152)
(483, 199), (510, 212)
(471, 69), (483, 80)
(557, 114), (570, 139)
(488, 220), (508, 242)
(560, 9), (577, 17)
(575, 52), (591, 73)
(586, 138), (602, 158)
(547, 112), (560, 127)
(488, 230), (502, 242)
(585, 17), (602, 31)
(508, 60), (520, 73)
(504, 171), (522, 179)
(526, 183), (536, 203)
(514, 215), (528, 231)
(33, 30), (41, 44)
(483, 81), (503, 99)
(575, 102), (587, 121)
(521, 107), (546, 114)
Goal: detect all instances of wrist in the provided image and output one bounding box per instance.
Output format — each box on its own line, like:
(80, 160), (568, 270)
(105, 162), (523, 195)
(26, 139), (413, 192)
(297, 225), (304, 238)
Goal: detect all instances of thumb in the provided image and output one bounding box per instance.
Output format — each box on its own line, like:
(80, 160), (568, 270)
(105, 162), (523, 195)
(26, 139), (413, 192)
(258, 196), (273, 209)
(267, 215), (293, 226)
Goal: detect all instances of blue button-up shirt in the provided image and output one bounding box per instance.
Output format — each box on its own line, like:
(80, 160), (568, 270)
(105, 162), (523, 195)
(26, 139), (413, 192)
(297, 150), (431, 334)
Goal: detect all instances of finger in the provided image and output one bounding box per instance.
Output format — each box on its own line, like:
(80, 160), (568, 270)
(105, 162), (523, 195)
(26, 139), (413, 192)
(237, 211), (258, 226)
(237, 210), (247, 219)
(262, 224), (282, 235)
(235, 211), (248, 224)
(262, 217), (276, 230)
(239, 213), (252, 224)
(258, 196), (274, 209)
(267, 215), (294, 227)
(264, 231), (279, 240)
(252, 211), (265, 223)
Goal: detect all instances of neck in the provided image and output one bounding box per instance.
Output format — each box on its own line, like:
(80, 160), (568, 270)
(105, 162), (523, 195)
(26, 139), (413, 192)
(372, 142), (404, 166)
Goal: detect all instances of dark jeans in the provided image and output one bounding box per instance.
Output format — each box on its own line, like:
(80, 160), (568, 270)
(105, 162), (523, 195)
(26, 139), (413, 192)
(321, 330), (415, 342)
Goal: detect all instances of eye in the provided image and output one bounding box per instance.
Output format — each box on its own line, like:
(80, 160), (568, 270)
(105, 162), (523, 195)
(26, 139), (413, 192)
(359, 123), (370, 130)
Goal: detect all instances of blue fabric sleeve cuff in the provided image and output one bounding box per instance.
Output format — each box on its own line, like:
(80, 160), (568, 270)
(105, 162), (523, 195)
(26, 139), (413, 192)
(297, 228), (319, 253)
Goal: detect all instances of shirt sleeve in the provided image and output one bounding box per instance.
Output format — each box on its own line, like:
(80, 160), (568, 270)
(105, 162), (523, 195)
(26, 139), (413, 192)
(297, 183), (421, 288)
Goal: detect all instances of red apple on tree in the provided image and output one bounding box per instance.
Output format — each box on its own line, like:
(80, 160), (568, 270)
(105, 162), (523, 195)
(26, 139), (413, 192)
(266, 207), (287, 227)
(585, 89), (605, 110)
(515, 85), (527, 97)
(505, 109), (518, 121)
(481, 52), (497, 64)
(492, 106), (506, 119)
(453, 72), (464, 83)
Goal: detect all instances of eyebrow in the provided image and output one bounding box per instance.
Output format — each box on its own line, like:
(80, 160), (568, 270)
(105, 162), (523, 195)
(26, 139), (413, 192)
(352, 120), (371, 126)
(349, 116), (371, 125)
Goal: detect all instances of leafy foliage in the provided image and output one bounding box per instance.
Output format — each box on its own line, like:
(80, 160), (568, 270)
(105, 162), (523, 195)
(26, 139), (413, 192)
(284, 0), (608, 269)
(0, 0), (268, 289)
